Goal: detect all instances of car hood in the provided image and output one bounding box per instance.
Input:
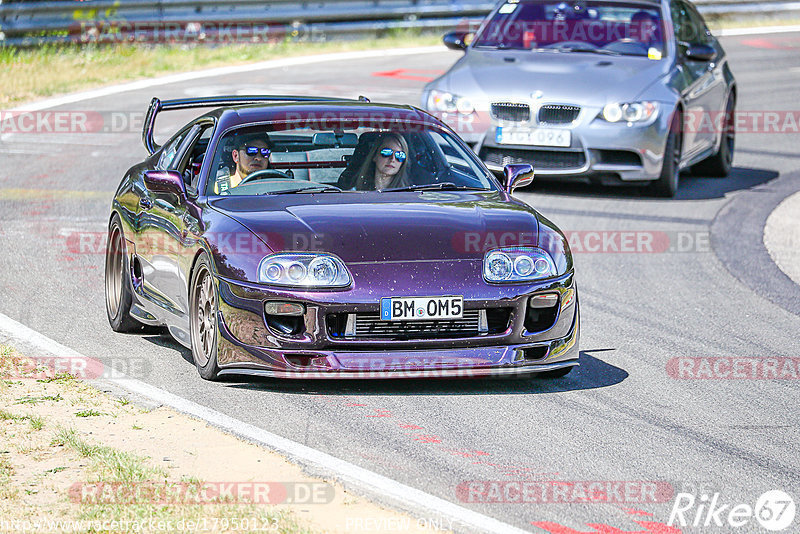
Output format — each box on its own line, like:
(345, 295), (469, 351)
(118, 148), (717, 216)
(441, 49), (670, 104)
(208, 192), (540, 263)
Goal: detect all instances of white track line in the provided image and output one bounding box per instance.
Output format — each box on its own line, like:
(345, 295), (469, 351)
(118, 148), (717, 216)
(0, 311), (531, 534)
(716, 24), (800, 36)
(9, 46), (444, 113)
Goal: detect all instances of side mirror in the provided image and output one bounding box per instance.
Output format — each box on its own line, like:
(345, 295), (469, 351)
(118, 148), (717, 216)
(685, 44), (716, 62)
(504, 164), (534, 193)
(144, 170), (187, 200)
(443, 31), (471, 51)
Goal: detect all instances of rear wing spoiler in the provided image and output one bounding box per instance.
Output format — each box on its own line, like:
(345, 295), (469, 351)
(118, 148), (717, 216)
(142, 95), (369, 155)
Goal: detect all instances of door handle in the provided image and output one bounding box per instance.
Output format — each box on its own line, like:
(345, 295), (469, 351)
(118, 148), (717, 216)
(139, 197), (153, 210)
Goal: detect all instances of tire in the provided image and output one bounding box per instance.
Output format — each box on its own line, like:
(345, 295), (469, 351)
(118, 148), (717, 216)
(104, 214), (143, 332)
(650, 110), (682, 198)
(692, 94), (735, 177)
(536, 366), (573, 379)
(189, 254), (221, 381)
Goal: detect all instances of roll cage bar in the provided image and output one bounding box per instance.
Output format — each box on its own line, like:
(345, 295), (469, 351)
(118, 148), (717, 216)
(142, 95), (370, 155)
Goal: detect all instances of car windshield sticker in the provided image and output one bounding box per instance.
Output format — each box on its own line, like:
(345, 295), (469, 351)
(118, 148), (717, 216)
(498, 3), (518, 14)
(648, 47), (663, 60)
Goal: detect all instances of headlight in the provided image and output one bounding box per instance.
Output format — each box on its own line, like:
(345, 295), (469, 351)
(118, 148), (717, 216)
(258, 253), (351, 288)
(428, 90), (475, 115)
(483, 247), (557, 283)
(601, 101), (658, 123)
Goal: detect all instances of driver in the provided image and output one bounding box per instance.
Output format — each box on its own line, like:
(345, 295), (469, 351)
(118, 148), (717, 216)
(214, 133), (273, 194)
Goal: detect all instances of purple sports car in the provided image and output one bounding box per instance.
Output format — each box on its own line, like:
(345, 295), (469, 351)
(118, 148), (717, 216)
(104, 96), (579, 380)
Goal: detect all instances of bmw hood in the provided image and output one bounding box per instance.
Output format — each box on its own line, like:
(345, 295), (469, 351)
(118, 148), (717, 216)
(208, 192), (540, 263)
(439, 49), (670, 105)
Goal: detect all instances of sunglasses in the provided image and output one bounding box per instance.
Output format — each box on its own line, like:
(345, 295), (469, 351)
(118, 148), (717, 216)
(243, 146), (271, 157)
(379, 148), (407, 163)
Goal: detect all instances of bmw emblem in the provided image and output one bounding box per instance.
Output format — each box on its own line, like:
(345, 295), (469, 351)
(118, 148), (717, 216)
(531, 90), (544, 100)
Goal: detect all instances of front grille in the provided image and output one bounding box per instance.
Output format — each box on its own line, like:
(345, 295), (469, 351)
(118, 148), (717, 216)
(491, 102), (530, 122)
(481, 147), (586, 171)
(327, 309), (511, 340)
(538, 105), (580, 124)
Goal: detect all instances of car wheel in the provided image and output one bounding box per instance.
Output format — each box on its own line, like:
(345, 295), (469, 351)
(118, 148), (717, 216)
(650, 110), (682, 198)
(189, 254), (221, 381)
(104, 214), (143, 332)
(536, 366), (573, 379)
(692, 94), (735, 177)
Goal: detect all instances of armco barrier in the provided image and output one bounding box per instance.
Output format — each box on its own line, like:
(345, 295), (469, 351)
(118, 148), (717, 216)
(0, 0), (797, 46)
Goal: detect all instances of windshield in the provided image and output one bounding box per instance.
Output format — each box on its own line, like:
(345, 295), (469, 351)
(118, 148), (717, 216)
(473, 0), (666, 58)
(206, 123), (497, 197)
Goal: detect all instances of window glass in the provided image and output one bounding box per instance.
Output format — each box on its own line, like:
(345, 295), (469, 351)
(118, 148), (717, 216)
(205, 122), (497, 197)
(473, 0), (666, 57)
(157, 130), (188, 170)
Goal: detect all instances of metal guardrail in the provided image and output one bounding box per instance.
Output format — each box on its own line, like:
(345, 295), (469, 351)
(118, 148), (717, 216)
(1, 0), (798, 47)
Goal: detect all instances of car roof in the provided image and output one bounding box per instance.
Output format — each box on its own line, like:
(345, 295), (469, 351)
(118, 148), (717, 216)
(198, 101), (438, 134)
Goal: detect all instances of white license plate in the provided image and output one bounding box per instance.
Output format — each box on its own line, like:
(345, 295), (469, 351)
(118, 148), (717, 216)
(496, 127), (571, 147)
(380, 296), (463, 321)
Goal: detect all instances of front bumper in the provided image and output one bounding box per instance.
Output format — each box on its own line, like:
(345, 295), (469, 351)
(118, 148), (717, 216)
(213, 270), (580, 379)
(439, 105), (672, 182)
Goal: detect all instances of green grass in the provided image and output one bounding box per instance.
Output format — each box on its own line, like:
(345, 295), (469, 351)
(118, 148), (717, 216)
(0, 30), (439, 107)
(74, 409), (103, 418)
(49, 428), (313, 532)
(27, 415), (44, 430)
(14, 394), (63, 405)
(37, 373), (77, 384)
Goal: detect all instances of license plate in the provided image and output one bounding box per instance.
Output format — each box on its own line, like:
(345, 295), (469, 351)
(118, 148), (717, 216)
(496, 127), (571, 147)
(380, 296), (463, 321)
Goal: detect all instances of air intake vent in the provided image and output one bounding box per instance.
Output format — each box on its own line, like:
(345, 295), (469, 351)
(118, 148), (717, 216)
(491, 103), (530, 122)
(538, 105), (580, 124)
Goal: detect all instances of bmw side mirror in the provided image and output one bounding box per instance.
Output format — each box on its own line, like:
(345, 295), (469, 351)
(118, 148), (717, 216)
(443, 31), (471, 51)
(144, 170), (187, 201)
(685, 44), (716, 62)
(504, 164), (534, 193)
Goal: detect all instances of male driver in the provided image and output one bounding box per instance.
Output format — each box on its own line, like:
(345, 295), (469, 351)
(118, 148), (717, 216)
(215, 133), (272, 194)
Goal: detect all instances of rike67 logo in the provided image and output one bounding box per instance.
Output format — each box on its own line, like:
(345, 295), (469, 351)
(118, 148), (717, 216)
(669, 490), (796, 531)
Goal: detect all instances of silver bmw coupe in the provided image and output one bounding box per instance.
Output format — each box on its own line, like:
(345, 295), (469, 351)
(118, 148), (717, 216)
(422, 0), (736, 196)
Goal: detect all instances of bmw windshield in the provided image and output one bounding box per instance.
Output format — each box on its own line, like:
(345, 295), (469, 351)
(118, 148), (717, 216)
(473, 0), (666, 58)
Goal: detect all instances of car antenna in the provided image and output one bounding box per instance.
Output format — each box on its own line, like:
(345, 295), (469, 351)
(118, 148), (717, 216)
(358, 95), (370, 102)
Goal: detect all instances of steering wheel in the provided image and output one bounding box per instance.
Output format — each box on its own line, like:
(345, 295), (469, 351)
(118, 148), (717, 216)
(239, 169), (293, 185)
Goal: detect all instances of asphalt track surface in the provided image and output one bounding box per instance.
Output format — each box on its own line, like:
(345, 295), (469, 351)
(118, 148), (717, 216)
(2, 32), (800, 533)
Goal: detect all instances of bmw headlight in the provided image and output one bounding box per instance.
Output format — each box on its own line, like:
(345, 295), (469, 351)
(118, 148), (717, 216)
(483, 247), (557, 283)
(428, 90), (475, 115)
(258, 253), (351, 288)
(601, 101), (658, 123)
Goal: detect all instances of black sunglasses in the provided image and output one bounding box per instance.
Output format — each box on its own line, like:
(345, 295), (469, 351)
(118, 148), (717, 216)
(243, 146), (271, 157)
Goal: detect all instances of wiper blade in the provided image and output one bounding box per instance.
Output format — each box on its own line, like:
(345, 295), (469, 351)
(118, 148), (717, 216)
(386, 182), (489, 192)
(268, 186), (343, 195)
(555, 47), (621, 56)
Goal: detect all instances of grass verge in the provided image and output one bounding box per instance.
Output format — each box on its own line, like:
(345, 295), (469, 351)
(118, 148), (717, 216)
(0, 30), (440, 107)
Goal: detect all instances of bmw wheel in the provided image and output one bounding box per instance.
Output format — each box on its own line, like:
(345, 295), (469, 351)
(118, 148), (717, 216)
(650, 111), (682, 198)
(692, 94), (735, 177)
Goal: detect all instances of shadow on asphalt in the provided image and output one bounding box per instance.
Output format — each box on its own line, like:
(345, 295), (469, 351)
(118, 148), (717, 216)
(219, 349), (627, 395)
(517, 166), (778, 201)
